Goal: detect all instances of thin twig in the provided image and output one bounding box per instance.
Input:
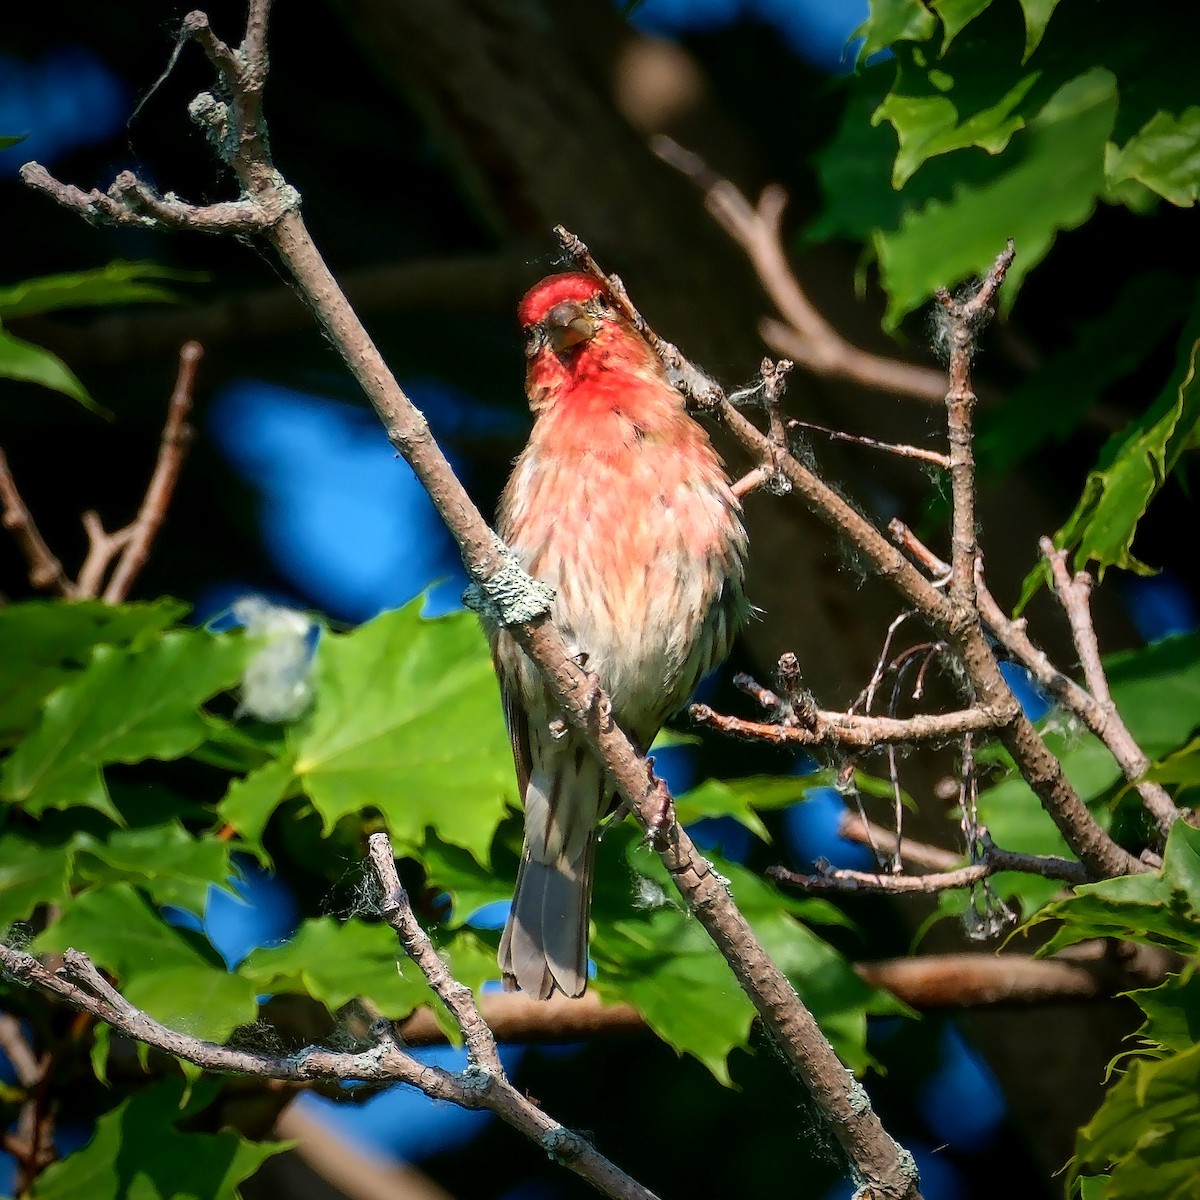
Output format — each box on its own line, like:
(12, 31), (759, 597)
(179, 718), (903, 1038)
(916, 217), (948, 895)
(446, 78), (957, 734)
(888, 519), (951, 583)
(936, 241), (1014, 608)
(1040, 539), (1178, 837)
(103, 342), (200, 603)
(651, 136), (951, 406)
(690, 701), (1002, 748)
(959, 732), (980, 862)
(0, 450), (75, 595)
(771, 826), (1088, 893)
(0, 1015), (41, 1088)
(853, 611), (918, 716)
(366, 832), (502, 1075)
(730, 464), (773, 498)
(838, 813), (963, 873)
(976, 558), (1179, 840)
(728, 359), (794, 497)
(75, 513), (132, 600)
(788, 419), (951, 470)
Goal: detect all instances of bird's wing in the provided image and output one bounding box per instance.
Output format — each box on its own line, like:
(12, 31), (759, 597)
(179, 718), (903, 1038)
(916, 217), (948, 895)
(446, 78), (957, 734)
(502, 685), (532, 803)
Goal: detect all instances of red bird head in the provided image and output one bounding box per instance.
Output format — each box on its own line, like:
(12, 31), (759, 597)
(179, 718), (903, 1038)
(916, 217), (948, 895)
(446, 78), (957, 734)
(518, 272), (661, 413)
(518, 272), (606, 352)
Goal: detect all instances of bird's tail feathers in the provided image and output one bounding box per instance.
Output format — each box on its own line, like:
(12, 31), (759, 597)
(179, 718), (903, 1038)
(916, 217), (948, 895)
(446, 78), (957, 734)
(499, 836), (596, 1000)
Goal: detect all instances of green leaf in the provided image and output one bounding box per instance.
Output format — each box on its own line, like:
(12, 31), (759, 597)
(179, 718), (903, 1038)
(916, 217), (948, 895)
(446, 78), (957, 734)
(1163, 818), (1200, 898)
(593, 901), (752, 1085)
(421, 832), (513, 927)
(217, 756), (297, 855)
(36, 884), (259, 1040)
(931, 0), (992, 51)
(72, 822), (236, 915)
(0, 599), (186, 743)
(684, 774), (812, 815)
(1016, 0), (1062, 59)
(1, 629), (248, 819)
(856, 0), (938, 61)
(874, 37), (1040, 187)
(808, 72), (914, 244)
(976, 273), (1195, 474)
(193, 715), (285, 774)
(592, 830), (902, 1082)
(289, 602), (513, 863)
(1106, 631), (1200, 752)
(1030, 823), (1200, 957)
(0, 834), (76, 928)
(1126, 969), (1200, 1056)
(1148, 736), (1200, 787)
(0, 262), (200, 321)
(30, 1077), (288, 1200)
(1035, 873), (1200, 957)
(675, 777), (791, 843)
(0, 325), (107, 415)
(876, 68), (1118, 327)
(1070, 1039), (1200, 1199)
(0, 134), (27, 150)
(1051, 326), (1200, 577)
(1107, 107), (1200, 208)
(240, 916), (434, 1017)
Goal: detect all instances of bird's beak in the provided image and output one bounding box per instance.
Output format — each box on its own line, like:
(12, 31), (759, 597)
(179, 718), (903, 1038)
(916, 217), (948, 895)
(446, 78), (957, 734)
(545, 301), (597, 352)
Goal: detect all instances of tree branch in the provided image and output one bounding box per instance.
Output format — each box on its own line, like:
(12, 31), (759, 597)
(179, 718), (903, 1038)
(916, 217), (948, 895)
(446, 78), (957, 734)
(838, 812), (965, 873)
(0, 1015), (41, 1088)
(690, 700), (1003, 748)
(0, 449), (75, 595)
(1041, 539), (1179, 837)
(936, 242), (1013, 611)
(102, 342), (200, 603)
(394, 940), (1173, 1042)
(70, 343), (200, 602)
(650, 137), (952, 406)
(855, 941), (1172, 1008)
(367, 833), (502, 1075)
(770, 824), (1089, 894)
(14, 253), (526, 367)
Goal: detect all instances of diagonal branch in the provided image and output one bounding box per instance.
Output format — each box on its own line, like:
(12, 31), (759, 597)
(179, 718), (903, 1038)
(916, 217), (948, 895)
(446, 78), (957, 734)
(1041, 539), (1178, 837)
(0, 449), (75, 595)
(651, 137), (952, 405)
(71, 342), (200, 602)
(102, 342), (200, 603)
(366, 833), (502, 1075)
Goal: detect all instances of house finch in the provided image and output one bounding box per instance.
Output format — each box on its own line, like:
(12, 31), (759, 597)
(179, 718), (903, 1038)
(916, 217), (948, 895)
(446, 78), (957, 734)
(491, 272), (748, 998)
